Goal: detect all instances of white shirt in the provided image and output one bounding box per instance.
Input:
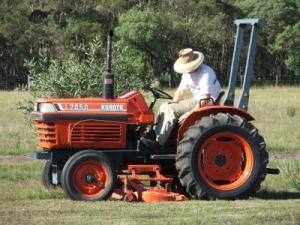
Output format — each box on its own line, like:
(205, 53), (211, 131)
(178, 64), (221, 101)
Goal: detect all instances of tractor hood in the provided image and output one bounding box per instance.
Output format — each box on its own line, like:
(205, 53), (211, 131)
(31, 91), (154, 125)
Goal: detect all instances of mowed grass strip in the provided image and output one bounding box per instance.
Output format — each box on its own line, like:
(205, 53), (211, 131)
(0, 161), (64, 201)
(0, 159), (299, 225)
(0, 199), (299, 225)
(1, 159), (299, 202)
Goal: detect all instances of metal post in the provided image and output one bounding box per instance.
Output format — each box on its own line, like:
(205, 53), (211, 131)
(224, 24), (245, 106)
(237, 24), (259, 110)
(224, 19), (266, 110)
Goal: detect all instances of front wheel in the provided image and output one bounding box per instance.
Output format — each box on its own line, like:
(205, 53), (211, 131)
(176, 113), (268, 200)
(42, 160), (55, 189)
(61, 150), (116, 201)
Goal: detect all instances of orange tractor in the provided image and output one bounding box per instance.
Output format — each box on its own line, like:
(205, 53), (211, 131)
(31, 19), (279, 202)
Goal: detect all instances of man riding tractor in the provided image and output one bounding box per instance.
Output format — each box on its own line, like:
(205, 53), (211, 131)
(141, 48), (222, 152)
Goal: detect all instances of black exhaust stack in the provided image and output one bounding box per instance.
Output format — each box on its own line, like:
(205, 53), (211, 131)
(102, 30), (114, 99)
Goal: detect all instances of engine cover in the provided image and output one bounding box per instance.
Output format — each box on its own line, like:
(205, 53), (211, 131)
(31, 91), (154, 150)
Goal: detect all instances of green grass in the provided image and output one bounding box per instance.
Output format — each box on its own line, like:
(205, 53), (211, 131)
(0, 87), (299, 155)
(155, 86), (300, 152)
(248, 86), (300, 152)
(0, 87), (299, 224)
(0, 162), (64, 201)
(0, 159), (297, 202)
(0, 91), (35, 155)
(0, 199), (299, 225)
(0, 159), (299, 224)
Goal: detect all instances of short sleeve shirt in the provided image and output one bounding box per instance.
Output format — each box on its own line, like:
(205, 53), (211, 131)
(178, 64), (221, 101)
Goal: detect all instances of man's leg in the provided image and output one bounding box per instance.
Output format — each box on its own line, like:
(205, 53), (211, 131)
(155, 98), (197, 145)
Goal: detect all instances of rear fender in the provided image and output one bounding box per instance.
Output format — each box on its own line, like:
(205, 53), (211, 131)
(177, 106), (255, 143)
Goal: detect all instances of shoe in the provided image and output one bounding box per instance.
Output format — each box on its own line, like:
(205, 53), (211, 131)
(140, 137), (161, 152)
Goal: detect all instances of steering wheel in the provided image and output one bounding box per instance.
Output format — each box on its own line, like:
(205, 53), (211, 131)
(144, 86), (173, 100)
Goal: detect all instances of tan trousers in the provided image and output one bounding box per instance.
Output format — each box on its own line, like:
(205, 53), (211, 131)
(154, 98), (198, 145)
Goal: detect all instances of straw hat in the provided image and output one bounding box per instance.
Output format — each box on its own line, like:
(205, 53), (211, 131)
(174, 48), (204, 74)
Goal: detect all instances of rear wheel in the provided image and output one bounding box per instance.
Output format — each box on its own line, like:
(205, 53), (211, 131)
(176, 113), (268, 199)
(61, 150), (116, 201)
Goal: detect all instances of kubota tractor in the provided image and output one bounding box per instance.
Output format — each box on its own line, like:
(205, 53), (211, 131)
(31, 19), (279, 202)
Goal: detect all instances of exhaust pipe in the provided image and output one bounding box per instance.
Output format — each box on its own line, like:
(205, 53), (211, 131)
(102, 30), (114, 99)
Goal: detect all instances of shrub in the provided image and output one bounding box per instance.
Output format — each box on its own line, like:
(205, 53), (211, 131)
(25, 37), (153, 98)
(287, 106), (296, 117)
(279, 159), (300, 191)
(26, 37), (104, 98)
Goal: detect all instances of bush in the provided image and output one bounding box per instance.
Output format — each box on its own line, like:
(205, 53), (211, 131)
(26, 37), (153, 98)
(287, 106), (296, 118)
(26, 37), (104, 98)
(279, 159), (300, 191)
(16, 99), (34, 126)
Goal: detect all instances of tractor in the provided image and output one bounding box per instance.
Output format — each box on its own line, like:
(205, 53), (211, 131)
(31, 19), (279, 202)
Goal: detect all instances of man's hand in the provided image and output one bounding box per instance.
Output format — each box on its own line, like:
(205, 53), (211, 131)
(179, 111), (192, 124)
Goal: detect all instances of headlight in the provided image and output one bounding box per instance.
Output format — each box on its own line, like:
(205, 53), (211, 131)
(39, 103), (57, 112)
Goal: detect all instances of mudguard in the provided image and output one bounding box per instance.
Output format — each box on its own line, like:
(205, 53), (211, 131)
(177, 105), (255, 143)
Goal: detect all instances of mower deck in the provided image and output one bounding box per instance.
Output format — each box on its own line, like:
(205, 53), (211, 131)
(112, 164), (187, 202)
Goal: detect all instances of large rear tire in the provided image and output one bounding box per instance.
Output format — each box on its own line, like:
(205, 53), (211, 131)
(61, 150), (116, 201)
(176, 113), (268, 200)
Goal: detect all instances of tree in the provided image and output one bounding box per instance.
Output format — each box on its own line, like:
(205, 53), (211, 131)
(116, 7), (180, 86)
(274, 22), (300, 76)
(235, 0), (299, 80)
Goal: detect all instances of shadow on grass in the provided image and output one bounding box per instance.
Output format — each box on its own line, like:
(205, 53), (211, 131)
(256, 190), (300, 200)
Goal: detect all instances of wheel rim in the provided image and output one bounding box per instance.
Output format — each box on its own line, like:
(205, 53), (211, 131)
(197, 131), (254, 191)
(72, 160), (109, 198)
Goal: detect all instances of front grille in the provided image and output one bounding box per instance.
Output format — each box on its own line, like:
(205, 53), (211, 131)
(37, 122), (56, 144)
(70, 122), (125, 148)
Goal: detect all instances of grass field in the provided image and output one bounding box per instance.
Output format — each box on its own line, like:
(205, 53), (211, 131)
(1, 86), (299, 155)
(0, 160), (299, 225)
(0, 87), (299, 225)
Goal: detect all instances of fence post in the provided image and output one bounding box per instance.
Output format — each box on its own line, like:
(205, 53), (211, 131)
(27, 75), (30, 91)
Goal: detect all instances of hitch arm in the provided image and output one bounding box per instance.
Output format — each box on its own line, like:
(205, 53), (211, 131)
(224, 19), (267, 111)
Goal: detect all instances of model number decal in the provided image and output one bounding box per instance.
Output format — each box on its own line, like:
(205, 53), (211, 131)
(57, 103), (89, 111)
(69, 104), (88, 110)
(56, 103), (127, 112)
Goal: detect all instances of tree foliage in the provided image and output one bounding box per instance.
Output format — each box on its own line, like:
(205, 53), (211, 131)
(26, 37), (104, 98)
(0, 0), (299, 96)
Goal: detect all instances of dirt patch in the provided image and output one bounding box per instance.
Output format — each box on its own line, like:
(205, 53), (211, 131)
(0, 151), (299, 165)
(0, 155), (34, 164)
(269, 151), (300, 160)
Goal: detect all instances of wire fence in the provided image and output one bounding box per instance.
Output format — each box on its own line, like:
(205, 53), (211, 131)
(0, 75), (300, 91)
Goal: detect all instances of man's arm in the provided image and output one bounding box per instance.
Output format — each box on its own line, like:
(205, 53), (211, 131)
(173, 88), (184, 102)
(178, 94), (211, 124)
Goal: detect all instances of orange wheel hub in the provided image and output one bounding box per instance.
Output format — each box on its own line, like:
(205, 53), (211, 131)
(73, 160), (109, 197)
(197, 131), (254, 191)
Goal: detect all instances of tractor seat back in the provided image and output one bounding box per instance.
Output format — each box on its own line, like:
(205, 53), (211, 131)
(199, 90), (225, 107)
(214, 90), (225, 105)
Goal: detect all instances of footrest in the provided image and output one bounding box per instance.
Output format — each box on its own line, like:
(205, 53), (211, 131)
(126, 164), (173, 182)
(127, 164), (160, 173)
